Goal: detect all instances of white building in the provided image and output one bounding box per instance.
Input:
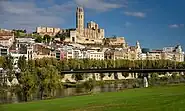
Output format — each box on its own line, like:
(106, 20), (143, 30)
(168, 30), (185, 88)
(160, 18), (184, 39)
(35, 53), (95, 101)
(16, 38), (35, 44)
(162, 45), (184, 62)
(83, 49), (104, 60)
(73, 49), (84, 59)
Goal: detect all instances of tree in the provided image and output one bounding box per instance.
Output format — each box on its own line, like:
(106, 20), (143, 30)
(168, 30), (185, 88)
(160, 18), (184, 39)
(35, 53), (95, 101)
(43, 34), (51, 44)
(3, 55), (14, 81)
(23, 29), (27, 33)
(19, 70), (36, 102)
(55, 32), (67, 41)
(18, 55), (27, 72)
(37, 65), (61, 99)
(46, 65), (61, 97)
(3, 55), (13, 70)
(37, 67), (48, 99)
(35, 36), (42, 43)
(83, 78), (95, 92)
(0, 56), (5, 67)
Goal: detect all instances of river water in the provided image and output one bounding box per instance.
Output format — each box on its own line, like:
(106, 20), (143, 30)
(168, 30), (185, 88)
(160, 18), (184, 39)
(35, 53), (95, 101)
(0, 81), (143, 104)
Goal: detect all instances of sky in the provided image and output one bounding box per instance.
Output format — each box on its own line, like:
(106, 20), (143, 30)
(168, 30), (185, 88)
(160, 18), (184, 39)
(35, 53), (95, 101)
(0, 0), (185, 49)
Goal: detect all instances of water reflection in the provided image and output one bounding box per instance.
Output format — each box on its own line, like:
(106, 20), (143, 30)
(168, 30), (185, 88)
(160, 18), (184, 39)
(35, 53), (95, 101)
(0, 82), (142, 104)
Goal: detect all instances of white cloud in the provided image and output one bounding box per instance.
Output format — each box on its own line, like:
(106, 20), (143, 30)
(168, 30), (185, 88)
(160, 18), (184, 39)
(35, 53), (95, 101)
(125, 22), (132, 27)
(74, 0), (122, 12)
(124, 11), (146, 18)
(0, 0), (70, 32)
(169, 24), (184, 28)
(0, 0), (123, 32)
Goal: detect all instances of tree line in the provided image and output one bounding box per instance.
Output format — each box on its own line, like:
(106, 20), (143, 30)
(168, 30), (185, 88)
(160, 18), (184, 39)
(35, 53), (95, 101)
(0, 55), (185, 102)
(34, 32), (67, 43)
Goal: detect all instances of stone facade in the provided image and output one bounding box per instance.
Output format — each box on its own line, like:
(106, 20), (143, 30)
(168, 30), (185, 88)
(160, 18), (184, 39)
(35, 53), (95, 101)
(0, 30), (14, 47)
(104, 41), (142, 60)
(36, 26), (61, 36)
(104, 37), (126, 46)
(64, 7), (105, 44)
(141, 45), (184, 62)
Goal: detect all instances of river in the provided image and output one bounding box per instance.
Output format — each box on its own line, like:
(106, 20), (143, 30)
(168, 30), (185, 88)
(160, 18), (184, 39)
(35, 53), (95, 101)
(0, 81), (143, 104)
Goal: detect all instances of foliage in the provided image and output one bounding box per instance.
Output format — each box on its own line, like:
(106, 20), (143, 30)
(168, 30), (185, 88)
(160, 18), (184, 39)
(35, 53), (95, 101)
(36, 65), (61, 99)
(75, 73), (84, 81)
(19, 70), (36, 101)
(1, 56), (185, 102)
(0, 56), (5, 67)
(83, 78), (95, 92)
(55, 32), (68, 41)
(2, 55), (14, 81)
(13, 29), (27, 37)
(3, 55), (13, 70)
(43, 34), (51, 44)
(122, 72), (129, 78)
(35, 35), (43, 43)
(18, 55), (27, 72)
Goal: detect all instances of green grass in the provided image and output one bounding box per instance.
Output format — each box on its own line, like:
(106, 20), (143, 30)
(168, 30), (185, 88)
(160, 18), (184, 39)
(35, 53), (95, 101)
(1, 84), (185, 111)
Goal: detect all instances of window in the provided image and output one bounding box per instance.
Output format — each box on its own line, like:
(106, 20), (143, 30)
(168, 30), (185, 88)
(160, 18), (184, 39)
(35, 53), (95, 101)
(72, 37), (75, 42)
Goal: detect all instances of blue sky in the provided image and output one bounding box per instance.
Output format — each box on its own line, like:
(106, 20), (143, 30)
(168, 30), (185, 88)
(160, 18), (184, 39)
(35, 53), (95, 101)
(0, 0), (185, 49)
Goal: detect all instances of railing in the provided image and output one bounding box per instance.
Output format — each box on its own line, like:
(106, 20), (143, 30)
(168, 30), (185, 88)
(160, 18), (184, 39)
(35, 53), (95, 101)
(61, 68), (185, 74)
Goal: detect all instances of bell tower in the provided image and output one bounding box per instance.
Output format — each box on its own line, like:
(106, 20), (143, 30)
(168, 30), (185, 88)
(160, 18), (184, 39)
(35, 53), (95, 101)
(76, 7), (84, 35)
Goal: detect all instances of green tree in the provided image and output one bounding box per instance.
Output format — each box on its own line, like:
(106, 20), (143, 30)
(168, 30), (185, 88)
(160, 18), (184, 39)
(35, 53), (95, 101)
(3, 55), (13, 70)
(83, 78), (95, 92)
(0, 56), (5, 67)
(35, 36), (43, 43)
(19, 70), (36, 102)
(55, 32), (67, 41)
(43, 34), (51, 44)
(46, 65), (61, 97)
(18, 55), (27, 72)
(37, 67), (48, 99)
(37, 65), (61, 99)
(3, 55), (14, 81)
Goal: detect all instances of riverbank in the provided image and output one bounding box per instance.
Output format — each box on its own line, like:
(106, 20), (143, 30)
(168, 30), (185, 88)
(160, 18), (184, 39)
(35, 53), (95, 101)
(1, 84), (185, 111)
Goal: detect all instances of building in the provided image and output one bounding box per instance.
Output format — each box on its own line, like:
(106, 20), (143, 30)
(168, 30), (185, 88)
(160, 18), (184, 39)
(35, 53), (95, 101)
(162, 45), (184, 62)
(128, 41), (142, 60)
(104, 48), (129, 60)
(0, 45), (9, 56)
(36, 7), (105, 44)
(73, 49), (84, 59)
(32, 43), (56, 59)
(36, 26), (61, 36)
(16, 37), (35, 44)
(83, 49), (104, 60)
(0, 30), (14, 47)
(146, 50), (162, 60)
(62, 7), (105, 44)
(139, 45), (184, 62)
(75, 7), (104, 44)
(104, 37), (126, 47)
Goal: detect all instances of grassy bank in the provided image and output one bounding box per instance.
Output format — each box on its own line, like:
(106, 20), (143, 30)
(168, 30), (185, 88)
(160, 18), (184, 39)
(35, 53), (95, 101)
(1, 84), (185, 111)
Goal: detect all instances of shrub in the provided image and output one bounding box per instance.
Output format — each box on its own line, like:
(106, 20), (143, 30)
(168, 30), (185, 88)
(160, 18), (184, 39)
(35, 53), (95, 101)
(83, 78), (95, 92)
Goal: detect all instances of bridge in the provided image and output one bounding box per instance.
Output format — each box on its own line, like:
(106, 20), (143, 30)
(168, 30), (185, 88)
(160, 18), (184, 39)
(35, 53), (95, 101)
(1, 68), (185, 87)
(61, 68), (185, 74)
(60, 68), (185, 88)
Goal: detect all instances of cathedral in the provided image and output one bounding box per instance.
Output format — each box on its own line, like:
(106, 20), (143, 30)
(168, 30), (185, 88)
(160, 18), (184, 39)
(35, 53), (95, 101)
(65, 7), (105, 44)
